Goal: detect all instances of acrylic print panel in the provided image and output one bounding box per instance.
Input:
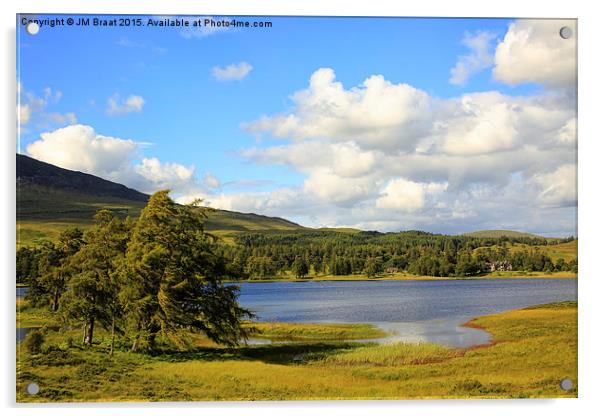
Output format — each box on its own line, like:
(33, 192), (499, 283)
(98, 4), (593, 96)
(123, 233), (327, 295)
(16, 14), (577, 402)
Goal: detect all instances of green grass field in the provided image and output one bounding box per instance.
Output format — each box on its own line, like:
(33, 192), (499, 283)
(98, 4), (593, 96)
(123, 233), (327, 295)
(16, 301), (577, 401)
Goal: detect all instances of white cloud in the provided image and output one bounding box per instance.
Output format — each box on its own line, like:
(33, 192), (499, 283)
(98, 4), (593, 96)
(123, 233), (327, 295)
(27, 125), (136, 176)
(244, 68), (432, 151)
(532, 164), (577, 207)
(18, 104), (31, 125)
(25, 124), (206, 199)
(449, 31), (496, 86)
(134, 158), (195, 190)
(376, 178), (447, 212)
(17, 84), (76, 128)
(203, 172), (221, 189)
(242, 140), (377, 178)
(212, 62), (253, 81)
(493, 19), (576, 87)
(106, 94), (145, 115)
(233, 63), (576, 235)
(437, 92), (520, 155)
(303, 169), (378, 206)
(556, 118), (577, 145)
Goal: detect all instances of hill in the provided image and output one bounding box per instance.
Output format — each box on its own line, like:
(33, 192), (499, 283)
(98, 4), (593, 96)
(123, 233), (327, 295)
(16, 154), (303, 246)
(17, 153), (148, 202)
(463, 230), (547, 239)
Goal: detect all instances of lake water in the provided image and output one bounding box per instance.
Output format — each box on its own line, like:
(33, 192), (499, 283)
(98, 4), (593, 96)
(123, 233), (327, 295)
(236, 278), (577, 347)
(17, 278), (577, 347)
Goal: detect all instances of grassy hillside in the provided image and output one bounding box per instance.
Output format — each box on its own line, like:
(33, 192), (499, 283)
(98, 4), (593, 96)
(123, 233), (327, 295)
(472, 239), (578, 263)
(463, 230), (547, 239)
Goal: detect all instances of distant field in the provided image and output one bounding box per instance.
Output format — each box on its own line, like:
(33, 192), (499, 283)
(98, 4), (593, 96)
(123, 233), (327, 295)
(473, 240), (577, 263)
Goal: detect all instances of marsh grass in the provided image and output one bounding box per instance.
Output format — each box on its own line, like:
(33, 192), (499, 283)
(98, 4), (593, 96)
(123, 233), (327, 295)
(246, 322), (387, 341)
(325, 342), (458, 366)
(16, 301), (577, 402)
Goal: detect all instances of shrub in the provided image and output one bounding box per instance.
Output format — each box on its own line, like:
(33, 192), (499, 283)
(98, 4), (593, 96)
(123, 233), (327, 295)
(23, 330), (45, 354)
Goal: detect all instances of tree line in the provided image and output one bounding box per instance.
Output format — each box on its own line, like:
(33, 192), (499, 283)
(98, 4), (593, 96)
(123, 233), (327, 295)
(214, 231), (576, 279)
(17, 191), (252, 353)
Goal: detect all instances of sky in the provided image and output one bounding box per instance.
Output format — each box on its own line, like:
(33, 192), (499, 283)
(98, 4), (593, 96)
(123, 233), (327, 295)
(17, 15), (577, 236)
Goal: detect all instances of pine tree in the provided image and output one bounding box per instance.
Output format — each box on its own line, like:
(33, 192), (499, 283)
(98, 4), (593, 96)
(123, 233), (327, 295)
(292, 256), (309, 278)
(60, 210), (130, 349)
(120, 191), (252, 352)
(33, 228), (84, 311)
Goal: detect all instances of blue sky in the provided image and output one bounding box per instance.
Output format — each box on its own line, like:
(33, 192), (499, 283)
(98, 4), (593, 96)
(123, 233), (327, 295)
(17, 15), (577, 236)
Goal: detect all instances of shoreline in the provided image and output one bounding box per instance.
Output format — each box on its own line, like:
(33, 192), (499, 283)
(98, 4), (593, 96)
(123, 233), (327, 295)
(225, 271), (577, 283)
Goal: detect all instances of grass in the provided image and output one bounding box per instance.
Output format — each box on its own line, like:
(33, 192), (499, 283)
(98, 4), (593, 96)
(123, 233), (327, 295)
(246, 322), (388, 341)
(16, 301), (577, 401)
(473, 240), (578, 263)
(463, 230), (549, 239)
(17, 299), (59, 328)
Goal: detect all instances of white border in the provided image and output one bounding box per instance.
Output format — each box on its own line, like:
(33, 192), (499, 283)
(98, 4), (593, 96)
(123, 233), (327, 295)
(2, 1), (601, 415)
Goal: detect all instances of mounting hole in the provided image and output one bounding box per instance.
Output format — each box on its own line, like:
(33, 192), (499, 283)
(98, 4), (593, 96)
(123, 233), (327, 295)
(560, 378), (574, 391)
(559, 26), (573, 40)
(26, 22), (40, 35)
(26, 382), (40, 395)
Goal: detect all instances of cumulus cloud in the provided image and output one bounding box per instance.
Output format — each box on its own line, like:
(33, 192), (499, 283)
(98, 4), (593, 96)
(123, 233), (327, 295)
(532, 164), (577, 207)
(244, 68), (432, 151)
(493, 19), (576, 87)
(449, 31), (496, 86)
(27, 125), (136, 176)
(231, 62), (577, 235)
(212, 62), (253, 81)
(106, 94), (145, 115)
(376, 178), (447, 212)
(25, 124), (207, 199)
(556, 118), (577, 145)
(437, 92), (520, 155)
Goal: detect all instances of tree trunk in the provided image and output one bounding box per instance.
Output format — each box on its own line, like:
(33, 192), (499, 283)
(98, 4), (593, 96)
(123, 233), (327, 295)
(52, 289), (60, 311)
(110, 315), (116, 356)
(85, 317), (95, 346)
(82, 322), (87, 344)
(131, 335), (139, 352)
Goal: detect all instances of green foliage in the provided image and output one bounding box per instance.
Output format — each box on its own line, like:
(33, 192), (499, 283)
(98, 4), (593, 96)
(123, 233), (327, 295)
(23, 330), (45, 354)
(25, 228), (84, 311)
(119, 191), (253, 351)
(59, 210), (131, 347)
(224, 230), (572, 279)
(292, 257), (310, 278)
(20, 191), (254, 354)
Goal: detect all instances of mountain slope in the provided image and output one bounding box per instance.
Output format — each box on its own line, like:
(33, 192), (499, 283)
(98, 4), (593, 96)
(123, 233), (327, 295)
(16, 154), (303, 246)
(17, 153), (148, 202)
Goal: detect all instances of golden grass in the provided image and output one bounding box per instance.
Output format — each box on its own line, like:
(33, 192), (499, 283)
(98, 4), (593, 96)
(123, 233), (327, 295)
(16, 301), (577, 402)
